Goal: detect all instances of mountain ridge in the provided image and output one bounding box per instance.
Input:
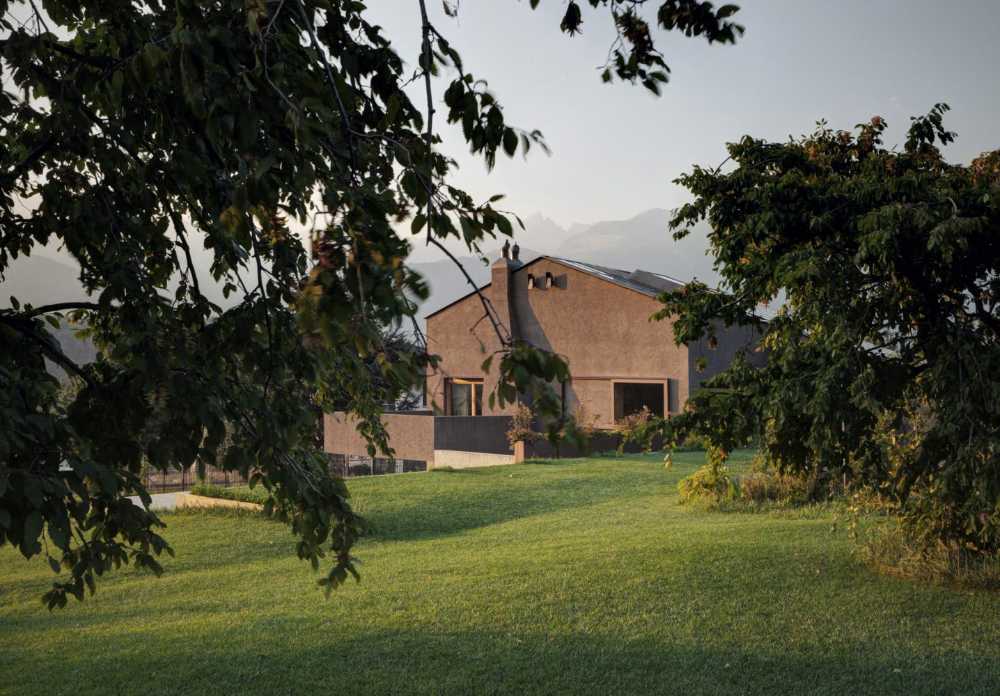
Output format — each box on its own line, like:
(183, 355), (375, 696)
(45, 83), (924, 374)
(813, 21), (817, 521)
(410, 208), (718, 321)
(1, 208), (720, 333)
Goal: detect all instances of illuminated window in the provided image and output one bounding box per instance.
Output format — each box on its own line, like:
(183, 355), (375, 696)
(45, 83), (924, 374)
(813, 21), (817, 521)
(448, 378), (484, 416)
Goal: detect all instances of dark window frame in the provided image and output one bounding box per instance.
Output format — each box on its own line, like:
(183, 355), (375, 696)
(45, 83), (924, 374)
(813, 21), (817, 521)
(613, 380), (666, 421)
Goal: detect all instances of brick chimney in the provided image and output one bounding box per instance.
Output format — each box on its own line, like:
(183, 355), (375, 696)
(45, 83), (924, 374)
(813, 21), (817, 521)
(491, 251), (517, 340)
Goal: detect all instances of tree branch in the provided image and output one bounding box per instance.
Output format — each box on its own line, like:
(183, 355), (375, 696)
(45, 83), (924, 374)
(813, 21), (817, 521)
(0, 315), (95, 386)
(24, 302), (100, 318)
(166, 207), (203, 302)
(5, 136), (57, 182)
(414, 1), (511, 349)
(418, 0), (436, 249)
(426, 236), (510, 345)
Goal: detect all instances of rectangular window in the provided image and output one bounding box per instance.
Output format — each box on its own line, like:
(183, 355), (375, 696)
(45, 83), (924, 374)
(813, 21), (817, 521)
(613, 382), (665, 421)
(448, 378), (484, 416)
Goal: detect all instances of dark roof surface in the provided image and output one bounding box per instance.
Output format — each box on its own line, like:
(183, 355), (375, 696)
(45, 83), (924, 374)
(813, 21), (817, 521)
(424, 255), (687, 319)
(546, 257), (685, 298)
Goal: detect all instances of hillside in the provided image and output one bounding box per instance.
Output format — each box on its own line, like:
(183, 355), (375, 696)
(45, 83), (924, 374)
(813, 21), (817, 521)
(2, 452), (998, 695)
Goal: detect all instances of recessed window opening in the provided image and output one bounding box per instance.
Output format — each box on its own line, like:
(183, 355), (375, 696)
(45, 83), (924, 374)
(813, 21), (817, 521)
(448, 378), (484, 416)
(613, 382), (664, 421)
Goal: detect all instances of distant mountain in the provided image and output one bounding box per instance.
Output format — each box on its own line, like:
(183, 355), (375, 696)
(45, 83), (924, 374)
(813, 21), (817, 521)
(516, 213), (576, 254)
(409, 247), (543, 318)
(1, 253), (91, 309)
(2, 208), (723, 346)
(553, 209), (718, 284)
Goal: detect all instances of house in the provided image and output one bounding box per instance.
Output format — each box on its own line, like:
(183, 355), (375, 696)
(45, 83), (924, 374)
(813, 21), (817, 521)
(425, 244), (761, 426)
(324, 245), (762, 470)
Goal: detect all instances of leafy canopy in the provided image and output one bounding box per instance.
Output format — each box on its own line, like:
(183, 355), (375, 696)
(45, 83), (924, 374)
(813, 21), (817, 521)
(0, 0), (742, 606)
(659, 105), (1000, 552)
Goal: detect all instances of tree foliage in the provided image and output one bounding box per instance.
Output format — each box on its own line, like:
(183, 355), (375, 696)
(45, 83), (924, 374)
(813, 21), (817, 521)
(0, 0), (742, 606)
(660, 105), (1000, 552)
(542, 0), (743, 94)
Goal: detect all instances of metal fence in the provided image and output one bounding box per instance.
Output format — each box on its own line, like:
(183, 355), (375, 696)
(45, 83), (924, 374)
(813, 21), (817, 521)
(142, 455), (426, 493)
(142, 466), (249, 494)
(328, 454), (427, 477)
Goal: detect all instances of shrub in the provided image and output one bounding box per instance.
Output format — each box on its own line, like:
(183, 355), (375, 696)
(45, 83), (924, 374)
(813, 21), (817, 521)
(678, 452), (832, 510)
(859, 519), (1000, 590)
(734, 471), (810, 505)
(674, 433), (709, 452)
(563, 405), (601, 455)
(677, 464), (736, 505)
(615, 407), (660, 453)
(506, 403), (540, 449)
(190, 484), (268, 506)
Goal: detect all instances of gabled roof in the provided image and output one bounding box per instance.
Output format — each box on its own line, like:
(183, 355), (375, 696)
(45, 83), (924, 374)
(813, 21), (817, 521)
(423, 255), (687, 319)
(547, 257), (686, 297)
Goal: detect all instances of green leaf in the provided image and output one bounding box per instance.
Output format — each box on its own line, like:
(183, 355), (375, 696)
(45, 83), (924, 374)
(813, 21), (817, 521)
(22, 510), (43, 555)
(502, 128), (517, 157)
(411, 213), (427, 234)
(496, 215), (512, 237)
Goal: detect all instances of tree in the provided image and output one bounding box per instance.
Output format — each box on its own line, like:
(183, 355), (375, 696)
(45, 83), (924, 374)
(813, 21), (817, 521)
(658, 105), (1000, 553)
(0, 0), (743, 606)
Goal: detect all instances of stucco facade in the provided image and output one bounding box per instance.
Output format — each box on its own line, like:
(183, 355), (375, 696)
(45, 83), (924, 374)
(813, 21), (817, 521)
(424, 254), (760, 429)
(324, 253), (762, 468)
(324, 411), (435, 464)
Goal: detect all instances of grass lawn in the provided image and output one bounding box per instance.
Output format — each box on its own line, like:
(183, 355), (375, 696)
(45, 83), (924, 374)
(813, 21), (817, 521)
(2, 451), (999, 695)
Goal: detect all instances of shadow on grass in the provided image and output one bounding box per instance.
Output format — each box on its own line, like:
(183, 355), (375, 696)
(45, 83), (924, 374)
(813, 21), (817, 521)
(353, 450), (755, 544)
(355, 461), (674, 543)
(13, 625), (998, 696)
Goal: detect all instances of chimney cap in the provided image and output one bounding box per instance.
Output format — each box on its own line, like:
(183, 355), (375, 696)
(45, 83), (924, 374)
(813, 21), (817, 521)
(512, 242), (520, 261)
(501, 240), (511, 259)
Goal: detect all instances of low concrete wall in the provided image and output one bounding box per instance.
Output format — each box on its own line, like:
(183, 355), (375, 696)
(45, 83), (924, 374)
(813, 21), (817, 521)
(324, 411), (436, 465)
(432, 450), (516, 470)
(324, 411), (654, 471)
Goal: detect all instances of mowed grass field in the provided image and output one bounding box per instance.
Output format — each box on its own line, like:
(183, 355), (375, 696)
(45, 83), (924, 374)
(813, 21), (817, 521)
(1, 452), (999, 695)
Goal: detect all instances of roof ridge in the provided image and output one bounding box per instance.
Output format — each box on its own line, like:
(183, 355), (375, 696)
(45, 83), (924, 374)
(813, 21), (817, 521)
(424, 254), (690, 319)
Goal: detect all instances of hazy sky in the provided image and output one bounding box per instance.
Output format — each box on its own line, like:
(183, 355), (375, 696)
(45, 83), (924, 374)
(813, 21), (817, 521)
(371, 0), (1000, 254)
(17, 1), (1000, 271)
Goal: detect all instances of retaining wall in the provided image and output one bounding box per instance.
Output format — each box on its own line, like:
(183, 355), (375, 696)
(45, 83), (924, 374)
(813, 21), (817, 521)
(324, 412), (515, 470)
(324, 411), (436, 464)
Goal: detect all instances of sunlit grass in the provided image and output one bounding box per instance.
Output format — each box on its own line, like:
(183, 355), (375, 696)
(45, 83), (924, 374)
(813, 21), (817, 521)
(2, 451), (998, 695)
